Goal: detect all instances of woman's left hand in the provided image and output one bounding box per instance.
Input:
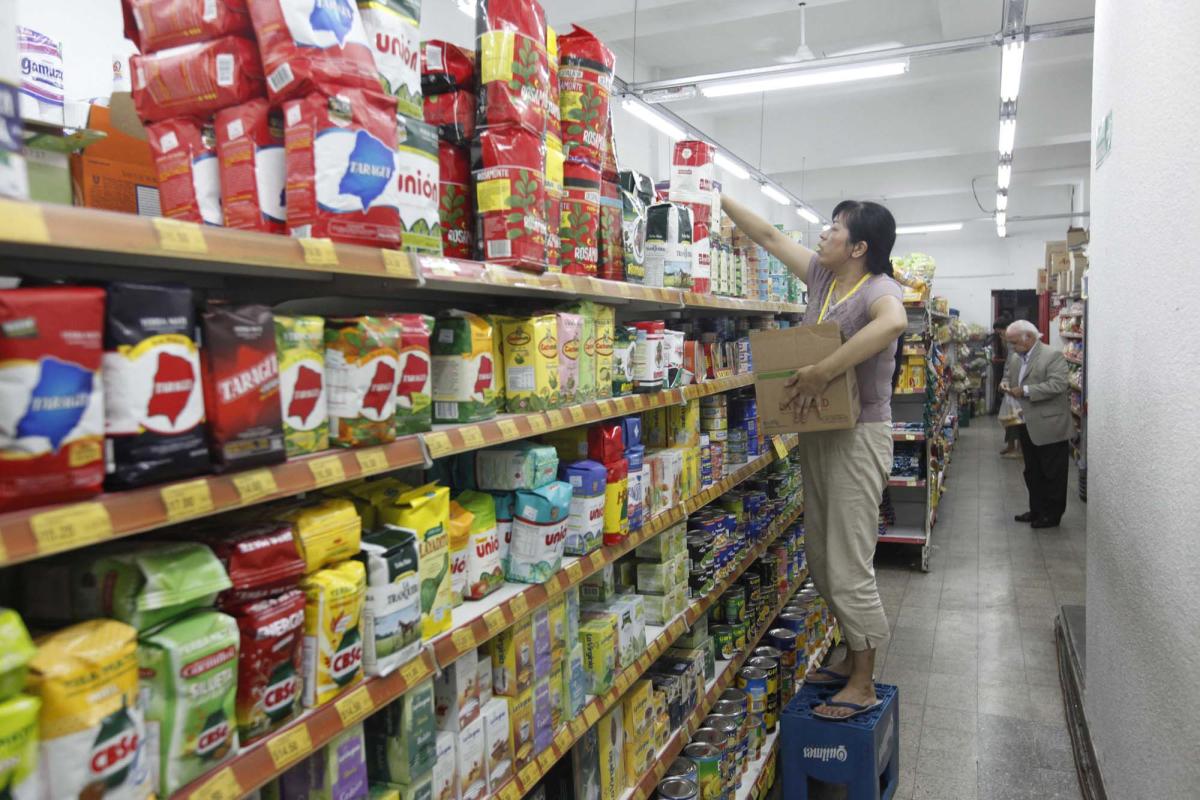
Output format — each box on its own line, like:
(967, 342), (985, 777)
(783, 364), (832, 411)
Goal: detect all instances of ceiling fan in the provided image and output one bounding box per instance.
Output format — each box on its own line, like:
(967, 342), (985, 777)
(775, 2), (903, 64)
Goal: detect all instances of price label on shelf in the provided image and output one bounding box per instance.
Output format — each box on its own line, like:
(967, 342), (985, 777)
(565, 561), (583, 583)
(538, 749), (557, 772)
(772, 436), (789, 459)
(355, 450), (389, 474)
(543, 575), (563, 598)
(29, 503), (112, 555)
(335, 686), (373, 727)
(0, 201), (48, 243)
(497, 781), (523, 800)
(232, 469), (277, 504)
(555, 728), (573, 752)
(382, 250), (412, 277)
(192, 768), (241, 800)
(617, 282), (634, 298)
(546, 410), (565, 428)
(569, 717), (587, 738)
(568, 406), (587, 424)
(509, 593), (529, 619)
(299, 237), (338, 266)
(460, 426), (486, 448)
(401, 658), (427, 686)
(161, 479), (215, 522)
(615, 672), (632, 693)
(153, 217), (207, 254)
(497, 419), (520, 439)
(308, 455), (346, 485)
(584, 705), (600, 725)
(519, 764), (539, 789)
(451, 627), (477, 652)
(527, 415), (548, 434)
(484, 608), (507, 635)
(424, 432), (453, 459)
(267, 724), (313, 770)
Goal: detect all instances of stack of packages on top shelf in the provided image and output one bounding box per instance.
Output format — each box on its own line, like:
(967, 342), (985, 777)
(423, 39), (476, 258)
(556, 25), (616, 278)
(667, 140), (721, 293)
(471, 0), (551, 272)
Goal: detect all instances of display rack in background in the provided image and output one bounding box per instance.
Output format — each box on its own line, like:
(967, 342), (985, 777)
(1044, 228), (1089, 501)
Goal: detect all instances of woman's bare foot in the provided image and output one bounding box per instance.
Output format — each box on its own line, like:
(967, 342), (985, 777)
(814, 680), (879, 719)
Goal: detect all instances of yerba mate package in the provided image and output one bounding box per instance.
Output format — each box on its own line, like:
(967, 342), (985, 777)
(103, 282), (210, 489)
(358, 0), (423, 119)
(325, 316), (400, 447)
(123, 0), (254, 54)
(357, 526), (422, 676)
(557, 26), (615, 167)
(559, 158), (599, 275)
(275, 315), (329, 457)
(505, 481), (571, 583)
(379, 483), (452, 640)
(365, 679), (435, 784)
(431, 311), (498, 425)
(27, 620), (153, 800)
(207, 523), (306, 608)
(0, 286), (105, 512)
(475, 0), (549, 135)
(146, 118), (223, 226)
(475, 126), (547, 272)
(277, 498), (364, 574)
(216, 98), (287, 234)
(438, 141), (473, 258)
(227, 589), (305, 742)
(130, 35), (264, 123)
(138, 610), (240, 797)
(453, 490), (503, 600)
(396, 114), (442, 255)
(422, 40), (476, 145)
(499, 314), (559, 412)
(301, 560), (367, 707)
(201, 303), (287, 472)
(0, 693), (39, 800)
(392, 314), (433, 435)
(283, 90), (402, 248)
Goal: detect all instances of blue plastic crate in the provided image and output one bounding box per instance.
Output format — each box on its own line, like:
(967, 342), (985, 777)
(780, 682), (900, 800)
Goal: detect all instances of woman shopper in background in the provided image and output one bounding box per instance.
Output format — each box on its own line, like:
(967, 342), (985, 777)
(722, 195), (908, 720)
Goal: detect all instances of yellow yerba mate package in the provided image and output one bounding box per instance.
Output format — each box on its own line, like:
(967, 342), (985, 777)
(27, 619), (153, 800)
(274, 314), (329, 456)
(279, 498), (364, 573)
(302, 561), (367, 707)
(381, 483), (453, 639)
(501, 315), (560, 413)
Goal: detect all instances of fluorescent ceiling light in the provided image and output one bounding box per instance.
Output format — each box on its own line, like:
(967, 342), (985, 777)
(895, 223), (964, 235)
(998, 163), (1012, 189)
(996, 192), (1008, 212)
(822, 224), (831, 231)
(998, 118), (1017, 155)
(701, 60), (909, 99)
(714, 153), (749, 180)
(760, 183), (791, 205)
(621, 98), (686, 140)
(997, 223), (1007, 238)
(796, 206), (821, 224)
(1000, 41), (1025, 102)
(995, 211), (1007, 227)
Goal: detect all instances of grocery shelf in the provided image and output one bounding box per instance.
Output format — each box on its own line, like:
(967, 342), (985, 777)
(887, 477), (926, 488)
(489, 505), (810, 800)
(1060, 331), (1084, 340)
(173, 439), (800, 800)
(0, 373), (756, 568)
(1065, 353), (1083, 366)
(879, 525), (928, 545)
(894, 389), (927, 397)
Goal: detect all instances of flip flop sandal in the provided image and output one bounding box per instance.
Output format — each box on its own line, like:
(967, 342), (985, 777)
(804, 667), (849, 686)
(812, 699), (883, 721)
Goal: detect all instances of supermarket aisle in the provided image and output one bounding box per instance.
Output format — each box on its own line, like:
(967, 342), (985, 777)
(871, 418), (1086, 800)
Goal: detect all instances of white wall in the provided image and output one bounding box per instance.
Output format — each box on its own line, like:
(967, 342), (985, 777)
(1086, 1), (1200, 796)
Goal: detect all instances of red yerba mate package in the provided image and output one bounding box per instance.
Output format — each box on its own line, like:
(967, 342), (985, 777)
(475, 125), (547, 271)
(546, 26), (560, 140)
(424, 89), (476, 145)
(215, 99), (287, 234)
(103, 282), (211, 490)
(438, 141), (473, 258)
(206, 523), (306, 608)
(248, 0), (385, 105)
(475, 0), (549, 135)
(559, 158), (599, 275)
(423, 40), (476, 144)
(123, 0), (253, 54)
(147, 118), (224, 226)
(131, 35), (264, 123)
(226, 588), (305, 742)
(200, 304), (287, 472)
(0, 287), (105, 512)
(284, 90), (402, 249)
(597, 179), (625, 282)
(557, 25), (615, 168)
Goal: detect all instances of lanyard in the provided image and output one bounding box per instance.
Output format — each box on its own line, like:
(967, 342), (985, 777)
(817, 273), (871, 323)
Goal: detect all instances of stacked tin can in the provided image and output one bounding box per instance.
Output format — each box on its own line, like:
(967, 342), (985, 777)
(729, 393), (758, 460)
(699, 433), (713, 488)
(690, 507), (738, 581)
(700, 394), (728, 449)
(687, 528), (715, 600)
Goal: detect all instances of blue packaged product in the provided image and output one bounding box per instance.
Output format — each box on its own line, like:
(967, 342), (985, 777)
(621, 416), (642, 449)
(533, 678), (554, 753)
(491, 491), (515, 569)
(625, 446), (645, 532)
(561, 460), (606, 556)
(506, 481), (573, 583)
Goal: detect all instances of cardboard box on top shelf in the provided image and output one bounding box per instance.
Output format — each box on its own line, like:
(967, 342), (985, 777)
(1044, 240), (1068, 271)
(1066, 226), (1089, 250)
(70, 93), (160, 215)
(749, 323), (860, 434)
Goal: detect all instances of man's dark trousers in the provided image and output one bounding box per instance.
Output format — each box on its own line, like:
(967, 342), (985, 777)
(1017, 425), (1068, 522)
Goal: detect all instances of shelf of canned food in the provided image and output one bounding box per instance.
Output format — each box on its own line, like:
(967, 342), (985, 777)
(0, 372), (758, 568)
(0, 200), (804, 316)
(172, 437), (800, 800)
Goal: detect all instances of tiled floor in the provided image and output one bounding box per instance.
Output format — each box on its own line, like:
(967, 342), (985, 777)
(868, 417), (1088, 800)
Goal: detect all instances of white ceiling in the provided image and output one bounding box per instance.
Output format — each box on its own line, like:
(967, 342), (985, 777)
(546, 0), (1095, 233)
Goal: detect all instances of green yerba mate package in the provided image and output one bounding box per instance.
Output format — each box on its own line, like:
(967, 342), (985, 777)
(0, 693), (39, 800)
(138, 610), (240, 796)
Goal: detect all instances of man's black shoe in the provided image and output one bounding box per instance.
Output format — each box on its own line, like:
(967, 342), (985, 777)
(1014, 512), (1036, 523)
(1031, 518), (1061, 529)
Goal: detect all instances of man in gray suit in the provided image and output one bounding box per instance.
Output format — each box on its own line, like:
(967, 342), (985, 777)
(1001, 320), (1073, 528)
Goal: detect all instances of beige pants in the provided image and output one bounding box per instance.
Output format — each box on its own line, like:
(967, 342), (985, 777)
(796, 422), (893, 651)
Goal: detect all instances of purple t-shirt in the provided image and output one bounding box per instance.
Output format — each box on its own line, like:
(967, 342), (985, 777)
(802, 256), (903, 423)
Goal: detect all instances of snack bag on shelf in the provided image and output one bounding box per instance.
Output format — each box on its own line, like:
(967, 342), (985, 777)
(301, 560), (367, 707)
(557, 25), (615, 167)
(227, 588), (305, 743)
(274, 314), (329, 457)
(438, 141), (473, 258)
(453, 490), (505, 600)
(216, 98), (287, 234)
(505, 480), (571, 583)
(475, 126), (548, 272)
(283, 90), (402, 248)
(102, 282), (210, 489)
(146, 117), (223, 225)
(431, 311), (498, 424)
(559, 158), (600, 275)
(248, 0), (383, 104)
(0, 287), (105, 512)
(390, 313), (433, 435)
(358, 0), (423, 119)
(358, 526), (422, 676)
(475, 0), (549, 135)
(397, 114), (443, 254)
(122, 0), (254, 54)
(326, 316), (400, 447)
(499, 314), (560, 412)
(201, 303), (288, 471)
(28, 620), (153, 800)
(130, 35), (264, 123)
(422, 40), (476, 144)
(380, 483), (453, 639)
